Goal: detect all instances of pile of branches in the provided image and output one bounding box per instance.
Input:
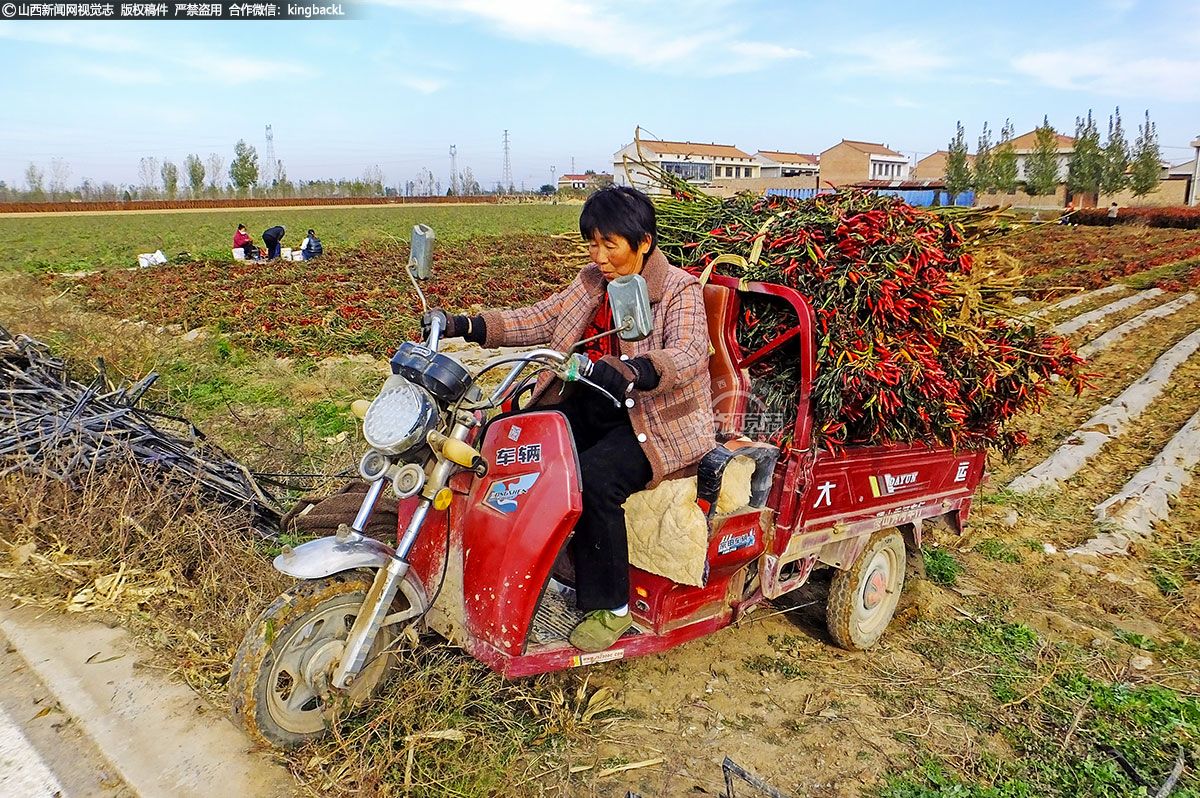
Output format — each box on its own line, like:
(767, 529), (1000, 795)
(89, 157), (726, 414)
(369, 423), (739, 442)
(0, 326), (282, 533)
(653, 184), (1088, 454)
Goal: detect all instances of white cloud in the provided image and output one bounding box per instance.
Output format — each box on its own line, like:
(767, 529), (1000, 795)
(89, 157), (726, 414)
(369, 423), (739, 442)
(0, 23), (313, 86)
(833, 36), (952, 79)
(396, 75), (446, 94)
(1012, 46), (1200, 102)
(0, 22), (140, 53)
(169, 51), (316, 85)
(372, 0), (806, 75)
(81, 64), (166, 85)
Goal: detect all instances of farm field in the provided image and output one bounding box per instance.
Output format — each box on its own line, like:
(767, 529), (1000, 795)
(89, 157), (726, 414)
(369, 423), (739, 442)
(1, 206), (1199, 797)
(0, 202), (579, 273)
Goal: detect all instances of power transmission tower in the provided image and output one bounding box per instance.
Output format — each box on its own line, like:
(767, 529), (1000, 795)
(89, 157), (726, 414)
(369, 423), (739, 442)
(264, 124), (277, 187)
(502, 130), (513, 193)
(449, 145), (458, 195)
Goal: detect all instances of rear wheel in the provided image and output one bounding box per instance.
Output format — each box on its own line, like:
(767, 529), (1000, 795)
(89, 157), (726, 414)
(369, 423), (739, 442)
(826, 529), (906, 650)
(229, 572), (401, 748)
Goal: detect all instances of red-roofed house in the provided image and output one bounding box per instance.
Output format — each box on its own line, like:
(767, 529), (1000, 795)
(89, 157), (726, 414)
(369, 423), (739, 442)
(613, 139), (759, 194)
(754, 150), (819, 179)
(818, 140), (911, 187)
(557, 173), (612, 191)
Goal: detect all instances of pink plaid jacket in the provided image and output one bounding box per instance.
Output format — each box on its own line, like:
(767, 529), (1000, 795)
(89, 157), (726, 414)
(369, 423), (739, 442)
(481, 248), (715, 487)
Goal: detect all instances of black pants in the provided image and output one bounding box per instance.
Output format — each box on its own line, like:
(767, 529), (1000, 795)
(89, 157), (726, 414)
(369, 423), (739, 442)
(263, 233), (282, 258)
(241, 243), (258, 259)
(557, 391), (653, 611)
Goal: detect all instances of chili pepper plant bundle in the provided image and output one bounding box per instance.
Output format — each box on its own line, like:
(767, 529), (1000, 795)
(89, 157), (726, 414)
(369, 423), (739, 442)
(652, 183), (1088, 455)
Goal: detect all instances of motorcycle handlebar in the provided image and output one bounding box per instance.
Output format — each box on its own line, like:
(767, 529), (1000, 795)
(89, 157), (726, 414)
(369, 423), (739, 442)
(478, 349), (570, 407)
(471, 350), (621, 410)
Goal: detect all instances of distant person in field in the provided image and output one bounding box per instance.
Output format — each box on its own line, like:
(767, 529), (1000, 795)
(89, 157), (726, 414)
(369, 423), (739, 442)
(233, 224), (258, 259)
(262, 225), (286, 259)
(1107, 202), (1119, 226)
(1059, 202), (1075, 225)
(299, 229), (324, 260)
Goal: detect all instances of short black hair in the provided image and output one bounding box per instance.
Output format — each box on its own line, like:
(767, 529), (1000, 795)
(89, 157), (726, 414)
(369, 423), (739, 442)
(237, 223), (246, 230)
(579, 185), (656, 254)
(307, 229), (315, 236)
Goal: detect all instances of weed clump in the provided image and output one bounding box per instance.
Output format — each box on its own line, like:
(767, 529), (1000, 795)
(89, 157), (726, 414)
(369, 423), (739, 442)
(923, 549), (964, 587)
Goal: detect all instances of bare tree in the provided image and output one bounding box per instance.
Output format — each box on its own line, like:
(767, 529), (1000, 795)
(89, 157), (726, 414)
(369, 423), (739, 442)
(458, 167), (479, 196)
(139, 156), (160, 197)
(49, 158), (71, 201)
(206, 153), (225, 194)
(362, 165), (385, 195)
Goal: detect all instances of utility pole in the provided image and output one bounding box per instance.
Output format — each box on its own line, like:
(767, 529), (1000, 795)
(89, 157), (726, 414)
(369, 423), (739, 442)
(550, 165), (556, 191)
(502, 130), (513, 194)
(263, 124), (277, 187)
(1190, 135), (1200, 206)
(571, 156), (575, 174)
(449, 144), (458, 195)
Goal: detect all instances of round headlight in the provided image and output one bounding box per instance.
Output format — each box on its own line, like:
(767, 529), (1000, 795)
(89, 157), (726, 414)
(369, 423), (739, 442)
(363, 376), (437, 456)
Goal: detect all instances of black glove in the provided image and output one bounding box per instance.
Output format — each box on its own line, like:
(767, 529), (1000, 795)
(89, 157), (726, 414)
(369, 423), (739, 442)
(421, 309), (464, 339)
(589, 357), (635, 400)
(627, 357), (660, 390)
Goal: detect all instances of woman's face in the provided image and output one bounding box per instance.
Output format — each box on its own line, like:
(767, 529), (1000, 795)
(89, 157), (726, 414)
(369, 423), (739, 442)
(588, 232), (651, 281)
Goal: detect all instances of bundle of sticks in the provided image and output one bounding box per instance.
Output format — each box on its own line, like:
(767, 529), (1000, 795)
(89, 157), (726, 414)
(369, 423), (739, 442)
(0, 326), (281, 534)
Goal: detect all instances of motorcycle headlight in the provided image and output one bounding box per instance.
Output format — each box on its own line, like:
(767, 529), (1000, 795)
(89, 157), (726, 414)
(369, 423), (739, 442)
(363, 375), (438, 456)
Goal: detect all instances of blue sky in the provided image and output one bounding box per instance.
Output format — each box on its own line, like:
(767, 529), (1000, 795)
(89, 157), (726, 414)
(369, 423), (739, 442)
(2, 0), (1199, 191)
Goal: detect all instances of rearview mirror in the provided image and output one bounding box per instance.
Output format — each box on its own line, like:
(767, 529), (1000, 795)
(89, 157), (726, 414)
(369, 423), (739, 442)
(607, 274), (652, 341)
(409, 224), (435, 280)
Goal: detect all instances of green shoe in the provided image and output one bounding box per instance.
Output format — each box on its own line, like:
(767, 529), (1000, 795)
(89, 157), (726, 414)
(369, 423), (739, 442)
(569, 609), (633, 653)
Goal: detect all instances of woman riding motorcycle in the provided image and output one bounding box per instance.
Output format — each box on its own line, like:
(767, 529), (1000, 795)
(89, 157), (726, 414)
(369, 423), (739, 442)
(425, 186), (715, 652)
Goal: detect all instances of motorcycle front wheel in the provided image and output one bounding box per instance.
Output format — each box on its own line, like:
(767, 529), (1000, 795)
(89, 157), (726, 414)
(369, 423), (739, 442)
(230, 571), (400, 748)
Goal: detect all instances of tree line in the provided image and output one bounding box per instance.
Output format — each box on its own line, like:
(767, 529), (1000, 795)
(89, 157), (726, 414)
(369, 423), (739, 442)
(3, 138), (512, 203)
(944, 109), (1163, 201)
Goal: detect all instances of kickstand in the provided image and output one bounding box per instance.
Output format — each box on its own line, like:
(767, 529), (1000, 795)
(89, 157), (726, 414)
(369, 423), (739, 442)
(722, 756), (792, 798)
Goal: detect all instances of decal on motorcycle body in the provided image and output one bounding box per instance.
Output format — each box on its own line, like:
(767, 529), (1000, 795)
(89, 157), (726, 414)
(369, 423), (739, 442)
(813, 481), (836, 508)
(483, 473), (540, 513)
(572, 649), (624, 667)
(495, 445), (542, 466)
(508, 425), (522, 441)
(954, 462), (970, 482)
(868, 470), (929, 497)
(717, 531), (756, 555)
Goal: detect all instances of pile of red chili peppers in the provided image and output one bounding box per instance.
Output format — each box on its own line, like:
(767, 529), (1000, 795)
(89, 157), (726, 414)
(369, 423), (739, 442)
(655, 189), (1089, 455)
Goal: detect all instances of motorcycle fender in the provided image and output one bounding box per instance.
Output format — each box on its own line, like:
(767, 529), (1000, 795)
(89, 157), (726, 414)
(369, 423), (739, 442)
(273, 532), (397, 579)
(461, 411), (582, 656)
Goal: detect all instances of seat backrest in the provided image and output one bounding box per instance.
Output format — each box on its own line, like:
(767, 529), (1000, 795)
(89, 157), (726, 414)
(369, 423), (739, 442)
(702, 282), (746, 438)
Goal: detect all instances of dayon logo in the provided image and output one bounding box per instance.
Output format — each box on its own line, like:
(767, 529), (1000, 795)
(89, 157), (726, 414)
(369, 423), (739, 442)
(869, 471), (920, 497)
(717, 531), (756, 556)
(483, 473), (540, 514)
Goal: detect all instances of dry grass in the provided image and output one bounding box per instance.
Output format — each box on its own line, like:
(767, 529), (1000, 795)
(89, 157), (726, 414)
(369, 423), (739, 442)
(0, 461), (622, 797)
(0, 462), (290, 700)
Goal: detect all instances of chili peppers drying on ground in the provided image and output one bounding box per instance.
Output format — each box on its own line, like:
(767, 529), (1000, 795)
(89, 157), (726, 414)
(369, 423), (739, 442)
(654, 187), (1089, 455)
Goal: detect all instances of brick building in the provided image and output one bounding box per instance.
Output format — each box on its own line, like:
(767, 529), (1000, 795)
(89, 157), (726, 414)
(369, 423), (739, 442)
(613, 139), (758, 195)
(754, 150), (819, 180)
(818, 140), (910, 187)
(911, 150), (975, 181)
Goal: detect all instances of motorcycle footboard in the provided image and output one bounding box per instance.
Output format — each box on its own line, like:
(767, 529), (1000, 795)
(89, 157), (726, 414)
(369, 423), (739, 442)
(524, 579), (642, 651)
(527, 580), (586, 647)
